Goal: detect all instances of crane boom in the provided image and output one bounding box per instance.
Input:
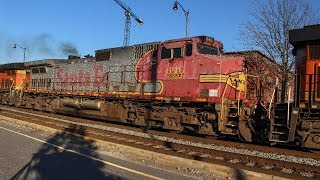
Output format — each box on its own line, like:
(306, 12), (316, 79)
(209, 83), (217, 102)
(114, 0), (143, 24)
(114, 0), (144, 46)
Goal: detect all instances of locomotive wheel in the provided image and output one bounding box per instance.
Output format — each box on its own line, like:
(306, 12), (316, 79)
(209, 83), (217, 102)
(238, 120), (253, 142)
(140, 120), (152, 131)
(197, 122), (216, 136)
(184, 125), (197, 133)
(169, 125), (185, 133)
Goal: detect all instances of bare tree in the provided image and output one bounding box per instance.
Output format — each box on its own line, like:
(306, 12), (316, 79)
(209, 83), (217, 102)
(240, 0), (319, 102)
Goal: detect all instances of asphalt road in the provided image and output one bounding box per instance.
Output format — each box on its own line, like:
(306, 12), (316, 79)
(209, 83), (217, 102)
(0, 120), (191, 180)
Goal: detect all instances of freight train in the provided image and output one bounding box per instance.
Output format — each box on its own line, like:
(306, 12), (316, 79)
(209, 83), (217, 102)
(0, 35), (319, 150)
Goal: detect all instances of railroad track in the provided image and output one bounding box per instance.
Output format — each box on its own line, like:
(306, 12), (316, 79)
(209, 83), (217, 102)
(0, 105), (319, 179)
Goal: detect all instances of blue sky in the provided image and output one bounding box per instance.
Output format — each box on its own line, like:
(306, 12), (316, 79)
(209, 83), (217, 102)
(0, 0), (319, 63)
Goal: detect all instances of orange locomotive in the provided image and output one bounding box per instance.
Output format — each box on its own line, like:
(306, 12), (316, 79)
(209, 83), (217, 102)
(0, 63), (29, 92)
(275, 24), (320, 149)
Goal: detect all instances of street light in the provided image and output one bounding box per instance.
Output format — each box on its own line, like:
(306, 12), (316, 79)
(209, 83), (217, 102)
(173, 0), (190, 37)
(13, 43), (26, 62)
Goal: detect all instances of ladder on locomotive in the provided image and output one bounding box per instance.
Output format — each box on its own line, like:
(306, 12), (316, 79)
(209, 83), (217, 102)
(269, 87), (299, 143)
(269, 78), (299, 143)
(225, 104), (240, 135)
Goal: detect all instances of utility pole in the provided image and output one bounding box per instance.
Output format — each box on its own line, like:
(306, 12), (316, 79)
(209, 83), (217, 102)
(13, 43), (26, 62)
(173, 0), (190, 37)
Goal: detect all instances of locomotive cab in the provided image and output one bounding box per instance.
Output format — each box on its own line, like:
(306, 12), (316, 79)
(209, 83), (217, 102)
(156, 37), (270, 140)
(290, 25), (320, 109)
(158, 36), (223, 62)
(293, 43), (320, 108)
(286, 24), (320, 149)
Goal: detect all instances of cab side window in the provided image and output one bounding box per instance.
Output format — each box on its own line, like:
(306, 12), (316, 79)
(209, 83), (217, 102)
(161, 43), (192, 59)
(161, 47), (171, 59)
(309, 44), (320, 60)
(173, 48), (183, 58)
(161, 46), (184, 59)
(186, 43), (192, 56)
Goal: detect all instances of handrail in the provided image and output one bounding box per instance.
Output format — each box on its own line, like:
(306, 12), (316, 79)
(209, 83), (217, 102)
(287, 86), (291, 128)
(237, 90), (241, 115)
(220, 75), (231, 123)
(9, 79), (14, 97)
(268, 78), (279, 119)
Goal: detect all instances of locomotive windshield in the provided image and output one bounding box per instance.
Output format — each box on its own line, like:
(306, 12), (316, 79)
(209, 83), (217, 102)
(198, 44), (218, 55)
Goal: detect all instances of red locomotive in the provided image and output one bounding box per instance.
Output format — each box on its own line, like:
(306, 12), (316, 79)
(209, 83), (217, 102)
(1, 35), (317, 149)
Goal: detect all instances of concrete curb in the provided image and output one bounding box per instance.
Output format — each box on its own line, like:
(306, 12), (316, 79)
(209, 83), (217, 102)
(0, 115), (290, 180)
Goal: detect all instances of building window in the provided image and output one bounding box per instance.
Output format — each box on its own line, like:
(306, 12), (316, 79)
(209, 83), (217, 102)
(309, 44), (320, 60)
